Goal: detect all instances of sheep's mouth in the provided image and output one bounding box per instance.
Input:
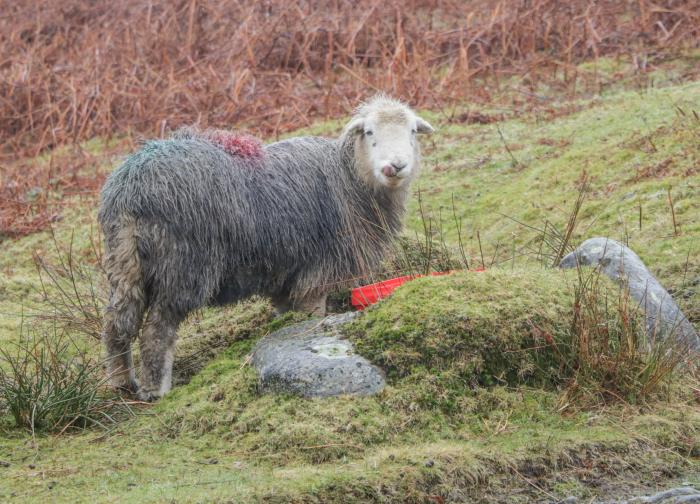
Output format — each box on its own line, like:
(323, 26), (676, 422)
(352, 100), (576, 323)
(378, 174), (406, 189)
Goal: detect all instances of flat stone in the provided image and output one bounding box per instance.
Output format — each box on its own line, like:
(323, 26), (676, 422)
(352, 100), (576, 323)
(590, 485), (700, 504)
(627, 486), (700, 503)
(251, 312), (385, 397)
(559, 237), (699, 351)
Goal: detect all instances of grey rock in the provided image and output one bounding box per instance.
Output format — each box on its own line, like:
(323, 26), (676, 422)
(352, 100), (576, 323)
(560, 237), (699, 351)
(252, 312), (385, 397)
(626, 486), (700, 503)
(575, 485), (700, 504)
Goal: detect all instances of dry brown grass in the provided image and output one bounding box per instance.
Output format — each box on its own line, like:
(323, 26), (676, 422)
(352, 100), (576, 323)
(1, 0), (699, 236)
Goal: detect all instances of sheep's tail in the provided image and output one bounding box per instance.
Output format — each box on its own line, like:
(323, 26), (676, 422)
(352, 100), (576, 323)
(102, 214), (144, 299)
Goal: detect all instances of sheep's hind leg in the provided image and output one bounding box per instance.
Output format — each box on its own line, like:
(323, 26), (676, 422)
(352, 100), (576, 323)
(103, 289), (144, 393)
(101, 224), (145, 394)
(137, 304), (184, 402)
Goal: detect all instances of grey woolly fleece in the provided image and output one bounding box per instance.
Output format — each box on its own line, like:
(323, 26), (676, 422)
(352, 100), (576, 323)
(98, 128), (408, 317)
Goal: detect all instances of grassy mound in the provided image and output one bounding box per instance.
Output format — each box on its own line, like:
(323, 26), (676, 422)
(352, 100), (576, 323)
(151, 267), (680, 468)
(347, 267), (681, 412)
(349, 269), (576, 387)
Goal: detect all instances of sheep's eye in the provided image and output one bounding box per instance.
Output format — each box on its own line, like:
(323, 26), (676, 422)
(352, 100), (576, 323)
(411, 129), (417, 135)
(364, 130), (373, 136)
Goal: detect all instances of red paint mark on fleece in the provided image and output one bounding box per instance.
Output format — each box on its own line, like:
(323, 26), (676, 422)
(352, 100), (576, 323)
(206, 131), (263, 159)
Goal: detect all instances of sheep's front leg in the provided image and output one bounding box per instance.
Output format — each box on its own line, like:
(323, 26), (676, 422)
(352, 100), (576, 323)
(272, 294), (327, 317)
(271, 296), (291, 316)
(296, 294), (327, 317)
(137, 305), (182, 402)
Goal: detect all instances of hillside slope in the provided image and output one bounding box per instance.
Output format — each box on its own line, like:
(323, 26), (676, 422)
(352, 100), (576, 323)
(1, 74), (699, 503)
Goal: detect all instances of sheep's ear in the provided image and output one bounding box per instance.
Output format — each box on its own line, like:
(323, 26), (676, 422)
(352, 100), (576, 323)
(344, 117), (365, 135)
(415, 117), (435, 134)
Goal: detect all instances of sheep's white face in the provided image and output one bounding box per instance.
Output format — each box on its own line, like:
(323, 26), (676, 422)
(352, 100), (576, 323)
(346, 106), (434, 190)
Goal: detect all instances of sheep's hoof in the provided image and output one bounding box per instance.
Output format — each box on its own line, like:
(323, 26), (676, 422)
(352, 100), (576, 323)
(111, 377), (139, 396)
(136, 389), (162, 402)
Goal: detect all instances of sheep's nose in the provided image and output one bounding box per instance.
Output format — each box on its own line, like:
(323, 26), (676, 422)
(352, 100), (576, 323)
(382, 165), (397, 177)
(391, 160), (407, 172)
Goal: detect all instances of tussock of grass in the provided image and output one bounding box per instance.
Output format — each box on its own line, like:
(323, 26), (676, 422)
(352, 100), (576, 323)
(560, 266), (684, 409)
(0, 329), (130, 433)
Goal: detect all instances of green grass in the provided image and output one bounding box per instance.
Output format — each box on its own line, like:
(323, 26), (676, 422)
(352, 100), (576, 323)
(412, 81), (699, 256)
(1, 66), (699, 502)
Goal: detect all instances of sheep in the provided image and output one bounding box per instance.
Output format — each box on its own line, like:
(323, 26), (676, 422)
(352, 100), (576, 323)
(98, 95), (434, 401)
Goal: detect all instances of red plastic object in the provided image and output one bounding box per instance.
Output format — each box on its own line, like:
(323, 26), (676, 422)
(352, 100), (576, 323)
(350, 268), (484, 310)
(351, 275), (416, 309)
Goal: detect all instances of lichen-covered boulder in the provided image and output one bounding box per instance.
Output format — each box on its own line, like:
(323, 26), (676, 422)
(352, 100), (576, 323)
(560, 237), (699, 351)
(252, 312), (385, 397)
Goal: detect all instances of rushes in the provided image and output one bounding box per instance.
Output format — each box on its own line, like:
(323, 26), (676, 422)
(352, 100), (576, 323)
(34, 227), (105, 341)
(0, 328), (132, 433)
(503, 171), (589, 268)
(554, 265), (686, 410)
(0, 229), (131, 433)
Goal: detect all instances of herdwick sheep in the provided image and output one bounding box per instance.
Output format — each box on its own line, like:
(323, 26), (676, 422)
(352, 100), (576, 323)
(98, 95), (434, 401)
